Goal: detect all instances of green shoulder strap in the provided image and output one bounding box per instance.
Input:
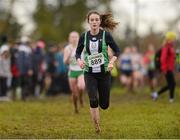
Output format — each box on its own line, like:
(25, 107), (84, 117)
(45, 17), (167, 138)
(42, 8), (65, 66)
(102, 30), (106, 46)
(84, 32), (87, 47)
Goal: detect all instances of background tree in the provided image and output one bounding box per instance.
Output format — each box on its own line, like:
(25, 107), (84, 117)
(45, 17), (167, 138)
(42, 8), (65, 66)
(0, 0), (21, 42)
(32, 0), (113, 44)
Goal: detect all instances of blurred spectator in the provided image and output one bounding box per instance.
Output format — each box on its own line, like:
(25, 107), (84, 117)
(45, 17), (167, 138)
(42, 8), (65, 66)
(0, 35), (11, 101)
(45, 43), (58, 95)
(143, 44), (157, 93)
(152, 32), (176, 103)
(10, 41), (20, 100)
(108, 47), (118, 87)
(176, 48), (180, 72)
(131, 46), (143, 89)
(118, 47), (133, 91)
(55, 46), (70, 94)
(16, 37), (33, 101)
(31, 40), (46, 97)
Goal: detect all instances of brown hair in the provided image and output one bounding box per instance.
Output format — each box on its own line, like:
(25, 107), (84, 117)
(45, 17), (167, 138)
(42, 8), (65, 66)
(87, 11), (119, 31)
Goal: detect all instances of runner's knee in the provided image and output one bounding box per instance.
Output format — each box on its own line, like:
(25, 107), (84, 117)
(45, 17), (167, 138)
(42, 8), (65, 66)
(90, 99), (98, 108)
(99, 102), (109, 110)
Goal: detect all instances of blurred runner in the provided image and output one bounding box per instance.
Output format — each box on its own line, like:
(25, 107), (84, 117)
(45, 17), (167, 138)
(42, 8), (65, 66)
(64, 31), (85, 113)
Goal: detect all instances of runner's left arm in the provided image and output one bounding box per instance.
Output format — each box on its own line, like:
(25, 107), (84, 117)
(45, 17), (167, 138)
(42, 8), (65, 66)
(105, 31), (120, 64)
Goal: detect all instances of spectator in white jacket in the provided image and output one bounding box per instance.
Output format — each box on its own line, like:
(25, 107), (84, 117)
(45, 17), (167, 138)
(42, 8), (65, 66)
(0, 36), (11, 101)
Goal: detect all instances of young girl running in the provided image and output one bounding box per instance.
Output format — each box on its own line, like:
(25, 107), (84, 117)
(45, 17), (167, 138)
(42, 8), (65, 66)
(76, 11), (120, 133)
(64, 31), (85, 113)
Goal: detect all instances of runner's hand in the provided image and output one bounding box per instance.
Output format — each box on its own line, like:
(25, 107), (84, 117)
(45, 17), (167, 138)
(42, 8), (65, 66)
(108, 61), (114, 72)
(77, 59), (85, 69)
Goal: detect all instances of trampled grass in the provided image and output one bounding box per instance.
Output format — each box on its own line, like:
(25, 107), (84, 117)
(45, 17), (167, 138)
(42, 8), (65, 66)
(0, 86), (180, 139)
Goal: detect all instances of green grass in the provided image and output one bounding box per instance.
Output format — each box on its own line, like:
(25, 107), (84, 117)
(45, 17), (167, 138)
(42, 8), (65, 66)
(0, 86), (180, 139)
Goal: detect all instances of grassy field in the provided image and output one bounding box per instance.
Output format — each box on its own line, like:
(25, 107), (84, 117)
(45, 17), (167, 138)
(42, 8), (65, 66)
(0, 86), (180, 139)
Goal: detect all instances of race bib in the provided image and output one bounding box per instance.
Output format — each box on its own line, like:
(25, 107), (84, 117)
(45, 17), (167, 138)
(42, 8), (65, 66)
(88, 53), (104, 67)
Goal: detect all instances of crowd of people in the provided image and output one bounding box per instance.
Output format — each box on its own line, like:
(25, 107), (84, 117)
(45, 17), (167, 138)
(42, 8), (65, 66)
(118, 32), (179, 104)
(118, 45), (157, 93)
(0, 35), (70, 101)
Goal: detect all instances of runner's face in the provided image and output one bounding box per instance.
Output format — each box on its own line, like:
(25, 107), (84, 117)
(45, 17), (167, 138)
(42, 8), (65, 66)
(88, 13), (101, 31)
(69, 32), (79, 46)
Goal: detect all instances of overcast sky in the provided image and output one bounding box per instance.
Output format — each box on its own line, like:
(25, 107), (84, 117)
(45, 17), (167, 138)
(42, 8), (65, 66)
(9, 0), (180, 37)
(112, 0), (179, 37)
